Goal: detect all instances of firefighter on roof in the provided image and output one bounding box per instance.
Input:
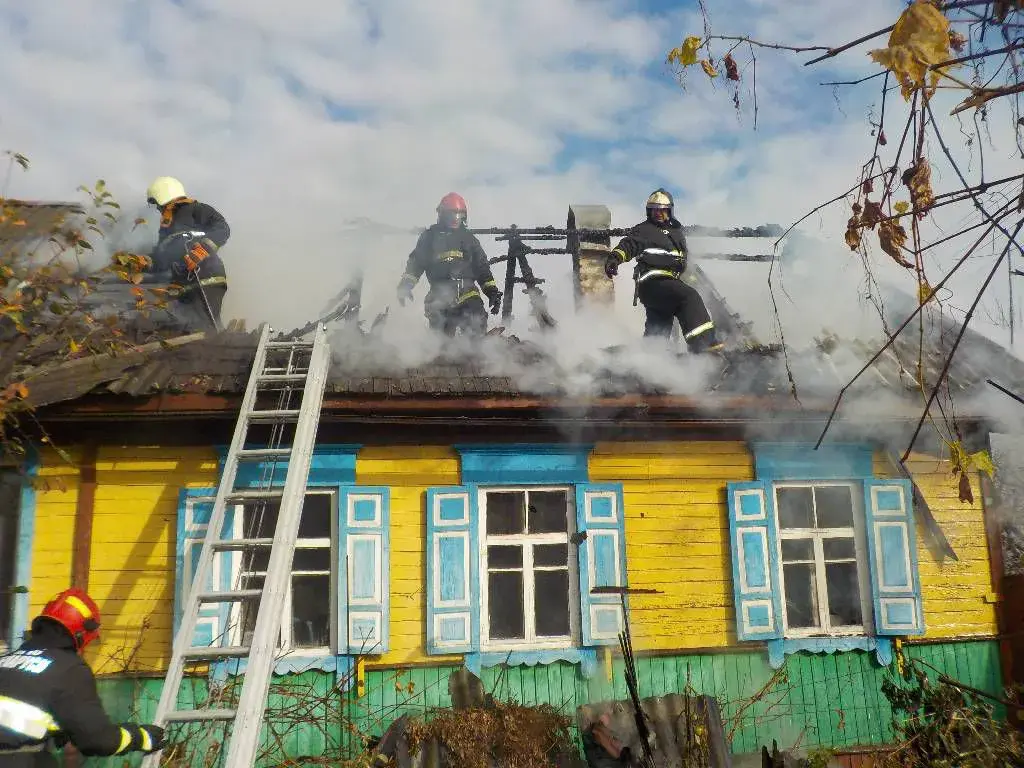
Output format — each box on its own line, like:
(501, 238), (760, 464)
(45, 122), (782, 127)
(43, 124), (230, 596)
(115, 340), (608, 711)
(146, 176), (230, 331)
(396, 193), (503, 337)
(0, 589), (165, 767)
(605, 188), (724, 353)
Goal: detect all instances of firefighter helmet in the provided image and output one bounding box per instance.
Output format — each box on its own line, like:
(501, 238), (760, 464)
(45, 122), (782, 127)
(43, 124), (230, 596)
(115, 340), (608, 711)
(646, 188), (674, 223)
(146, 176), (187, 207)
(32, 588), (102, 651)
(436, 192), (468, 229)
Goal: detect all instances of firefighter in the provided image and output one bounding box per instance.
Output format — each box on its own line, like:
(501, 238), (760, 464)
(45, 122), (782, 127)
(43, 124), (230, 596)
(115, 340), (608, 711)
(0, 589), (165, 767)
(396, 193), (503, 337)
(146, 176), (230, 331)
(605, 188), (724, 353)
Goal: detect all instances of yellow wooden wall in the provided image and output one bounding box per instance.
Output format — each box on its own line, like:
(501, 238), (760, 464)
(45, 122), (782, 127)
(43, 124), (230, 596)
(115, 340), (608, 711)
(22, 440), (997, 674)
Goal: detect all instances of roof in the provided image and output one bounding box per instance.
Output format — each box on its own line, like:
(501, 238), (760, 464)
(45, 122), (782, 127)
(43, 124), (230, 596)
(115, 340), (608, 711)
(0, 199), (84, 246)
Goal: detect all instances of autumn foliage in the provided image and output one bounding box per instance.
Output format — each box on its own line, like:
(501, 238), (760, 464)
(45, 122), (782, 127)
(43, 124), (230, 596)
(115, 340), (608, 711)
(0, 154), (169, 457)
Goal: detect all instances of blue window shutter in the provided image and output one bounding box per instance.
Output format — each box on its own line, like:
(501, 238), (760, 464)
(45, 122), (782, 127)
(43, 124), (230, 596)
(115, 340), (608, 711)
(727, 481), (783, 641)
(174, 488), (237, 648)
(576, 483), (627, 646)
(425, 486), (479, 655)
(338, 486), (390, 655)
(863, 479), (925, 636)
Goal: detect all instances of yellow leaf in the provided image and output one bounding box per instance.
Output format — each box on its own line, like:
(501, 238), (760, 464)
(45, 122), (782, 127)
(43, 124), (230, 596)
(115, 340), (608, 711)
(68, 338), (80, 354)
(13, 382), (28, 399)
(700, 59), (719, 78)
(894, 201), (910, 214)
(868, 0), (952, 101)
(918, 280), (933, 305)
(668, 35), (702, 67)
(969, 450), (997, 478)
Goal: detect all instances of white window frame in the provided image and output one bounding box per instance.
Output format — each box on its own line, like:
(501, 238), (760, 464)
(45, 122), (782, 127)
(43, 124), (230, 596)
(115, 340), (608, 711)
(772, 481), (875, 639)
(228, 489), (337, 656)
(478, 485), (581, 652)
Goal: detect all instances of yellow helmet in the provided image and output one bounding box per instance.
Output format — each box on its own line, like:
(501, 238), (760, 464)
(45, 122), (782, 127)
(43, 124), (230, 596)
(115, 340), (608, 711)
(646, 188), (674, 210)
(146, 176), (186, 207)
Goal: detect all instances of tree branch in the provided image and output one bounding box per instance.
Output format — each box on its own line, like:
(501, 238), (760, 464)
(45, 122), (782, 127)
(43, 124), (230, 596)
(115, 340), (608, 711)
(930, 40), (1024, 71)
(707, 35), (831, 54)
(821, 71), (888, 87)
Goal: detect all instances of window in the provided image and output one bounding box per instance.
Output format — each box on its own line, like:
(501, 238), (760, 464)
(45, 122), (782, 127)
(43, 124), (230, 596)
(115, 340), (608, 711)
(727, 445), (925, 649)
(0, 471), (20, 651)
(232, 492), (335, 653)
(174, 482), (390, 666)
(425, 482), (626, 658)
(774, 483), (872, 636)
(480, 488), (578, 649)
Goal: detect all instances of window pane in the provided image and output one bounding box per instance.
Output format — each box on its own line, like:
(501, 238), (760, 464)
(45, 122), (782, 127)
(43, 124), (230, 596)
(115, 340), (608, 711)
(291, 574), (331, 648)
(782, 563), (819, 629)
(534, 543), (568, 567)
(823, 537), (856, 560)
(777, 487), (814, 528)
(239, 574), (266, 648)
(825, 562), (863, 626)
(242, 549), (270, 573)
(293, 547), (332, 572)
(243, 501), (280, 539)
(781, 539), (813, 561)
(487, 492), (526, 536)
(815, 486), (854, 528)
(535, 570), (570, 637)
(528, 491), (568, 534)
(488, 545), (523, 569)
(488, 571), (525, 639)
(298, 494), (333, 538)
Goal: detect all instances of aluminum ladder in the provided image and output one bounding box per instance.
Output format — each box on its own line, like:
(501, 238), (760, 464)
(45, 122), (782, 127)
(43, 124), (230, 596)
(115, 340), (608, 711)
(142, 322), (331, 768)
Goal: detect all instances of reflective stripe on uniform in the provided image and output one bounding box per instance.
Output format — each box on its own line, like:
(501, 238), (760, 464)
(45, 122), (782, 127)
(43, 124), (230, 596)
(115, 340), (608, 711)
(637, 269), (681, 283)
(116, 727), (133, 754)
(456, 289), (480, 304)
(641, 247), (683, 258)
(0, 695), (56, 740)
(685, 321), (715, 339)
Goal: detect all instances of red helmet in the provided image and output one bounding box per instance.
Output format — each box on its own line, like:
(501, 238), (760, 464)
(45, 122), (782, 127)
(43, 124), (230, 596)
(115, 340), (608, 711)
(33, 588), (101, 651)
(436, 192), (468, 229)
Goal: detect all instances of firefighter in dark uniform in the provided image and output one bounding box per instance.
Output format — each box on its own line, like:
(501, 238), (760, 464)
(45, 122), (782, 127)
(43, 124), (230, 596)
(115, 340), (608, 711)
(605, 189), (724, 353)
(0, 588), (165, 767)
(146, 176), (230, 331)
(396, 193), (503, 337)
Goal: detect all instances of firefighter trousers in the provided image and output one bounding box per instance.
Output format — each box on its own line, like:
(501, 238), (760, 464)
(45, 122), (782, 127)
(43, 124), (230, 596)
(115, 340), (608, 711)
(427, 296), (488, 337)
(636, 276), (719, 352)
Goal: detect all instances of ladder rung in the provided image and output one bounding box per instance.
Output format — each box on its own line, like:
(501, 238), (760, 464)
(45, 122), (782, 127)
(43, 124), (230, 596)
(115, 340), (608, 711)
(256, 373), (307, 384)
(212, 538), (275, 551)
(247, 409), (301, 423)
(225, 488), (284, 502)
(266, 341), (314, 349)
(236, 448), (293, 461)
(182, 645), (251, 660)
(198, 589), (263, 603)
(164, 708), (238, 723)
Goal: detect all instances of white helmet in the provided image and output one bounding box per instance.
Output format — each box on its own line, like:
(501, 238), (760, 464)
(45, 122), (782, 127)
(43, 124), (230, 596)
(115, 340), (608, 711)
(146, 176), (186, 207)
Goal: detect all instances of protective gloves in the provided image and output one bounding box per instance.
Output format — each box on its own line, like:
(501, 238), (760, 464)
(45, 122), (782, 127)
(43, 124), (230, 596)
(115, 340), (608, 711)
(604, 255), (619, 279)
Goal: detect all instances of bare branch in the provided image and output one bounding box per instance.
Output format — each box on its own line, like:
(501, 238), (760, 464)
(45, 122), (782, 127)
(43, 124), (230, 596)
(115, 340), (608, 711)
(821, 71), (888, 87)
(930, 40), (1024, 71)
(706, 34), (831, 54)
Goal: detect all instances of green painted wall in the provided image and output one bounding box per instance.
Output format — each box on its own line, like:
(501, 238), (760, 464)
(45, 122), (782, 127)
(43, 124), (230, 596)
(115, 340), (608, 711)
(76, 640), (1003, 766)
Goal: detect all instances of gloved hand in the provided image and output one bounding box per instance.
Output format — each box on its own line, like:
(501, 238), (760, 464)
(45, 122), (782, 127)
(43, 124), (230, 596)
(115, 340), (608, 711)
(396, 285), (413, 306)
(484, 287), (503, 315)
(139, 724), (166, 753)
(183, 241), (211, 273)
(604, 255), (619, 279)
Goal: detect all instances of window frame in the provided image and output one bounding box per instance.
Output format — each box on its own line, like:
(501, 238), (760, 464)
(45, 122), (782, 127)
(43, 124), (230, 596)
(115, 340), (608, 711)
(227, 489), (338, 657)
(771, 481), (875, 639)
(477, 485), (581, 652)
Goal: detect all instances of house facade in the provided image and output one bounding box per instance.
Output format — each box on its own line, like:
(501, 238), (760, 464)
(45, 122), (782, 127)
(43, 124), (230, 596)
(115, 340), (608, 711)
(2, 347), (1008, 764)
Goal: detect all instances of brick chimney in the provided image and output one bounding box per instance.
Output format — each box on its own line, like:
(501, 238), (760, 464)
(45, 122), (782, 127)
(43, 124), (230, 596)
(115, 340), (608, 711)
(568, 204), (614, 310)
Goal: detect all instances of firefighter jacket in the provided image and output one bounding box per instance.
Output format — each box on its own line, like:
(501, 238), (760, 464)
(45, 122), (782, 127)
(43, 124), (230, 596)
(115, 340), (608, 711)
(610, 219), (689, 284)
(0, 625), (161, 765)
(150, 197), (230, 299)
(398, 224), (499, 311)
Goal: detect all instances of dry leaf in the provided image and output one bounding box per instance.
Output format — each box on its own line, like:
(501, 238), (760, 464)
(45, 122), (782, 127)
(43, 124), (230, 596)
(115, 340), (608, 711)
(879, 221), (913, 267)
(918, 279), (933, 305)
(724, 53), (740, 81)
(903, 160), (935, 215)
(868, 0), (953, 101)
(862, 178), (874, 194)
(700, 59), (719, 78)
(845, 218), (863, 250)
(958, 471), (974, 503)
(894, 201), (911, 214)
(862, 199), (886, 229)
(949, 30), (967, 52)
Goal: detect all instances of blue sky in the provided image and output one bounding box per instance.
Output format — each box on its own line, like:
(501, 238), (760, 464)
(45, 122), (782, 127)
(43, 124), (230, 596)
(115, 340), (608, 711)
(1, 0), (1019, 363)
